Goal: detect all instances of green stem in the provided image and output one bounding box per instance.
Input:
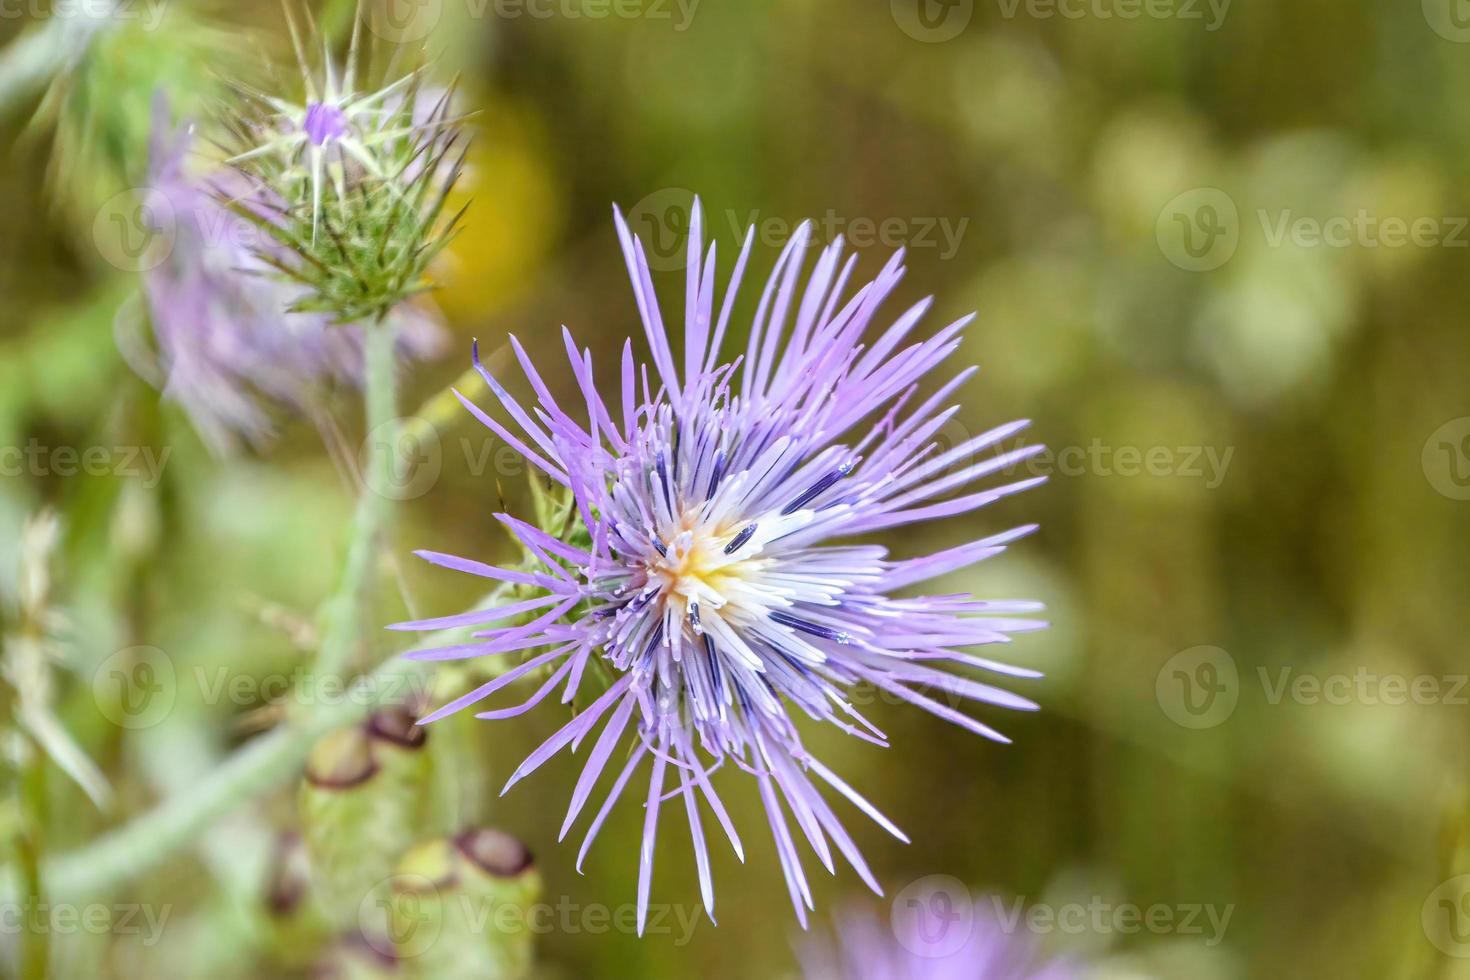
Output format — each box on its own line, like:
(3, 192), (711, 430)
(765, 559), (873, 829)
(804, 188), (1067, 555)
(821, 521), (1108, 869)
(43, 656), (417, 900)
(15, 321), (405, 902)
(17, 749), (47, 980)
(310, 320), (398, 697)
(34, 583), (516, 902)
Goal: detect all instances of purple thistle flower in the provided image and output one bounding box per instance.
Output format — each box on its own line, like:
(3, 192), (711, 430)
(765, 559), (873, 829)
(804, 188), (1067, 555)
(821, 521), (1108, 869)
(131, 99), (444, 452)
(302, 101), (349, 146)
(800, 895), (1076, 979)
(399, 200), (1047, 931)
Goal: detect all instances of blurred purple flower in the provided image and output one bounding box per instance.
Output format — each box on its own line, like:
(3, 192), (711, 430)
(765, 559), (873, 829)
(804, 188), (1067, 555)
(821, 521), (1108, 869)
(398, 200), (1046, 931)
(801, 894), (1076, 980)
(133, 100), (444, 452)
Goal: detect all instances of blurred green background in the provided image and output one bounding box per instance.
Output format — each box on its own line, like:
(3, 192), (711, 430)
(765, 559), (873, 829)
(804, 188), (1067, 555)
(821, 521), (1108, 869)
(3, 1), (1470, 977)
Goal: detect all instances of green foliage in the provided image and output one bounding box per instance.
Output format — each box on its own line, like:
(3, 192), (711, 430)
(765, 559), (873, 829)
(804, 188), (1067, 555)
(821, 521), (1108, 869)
(34, 10), (239, 217)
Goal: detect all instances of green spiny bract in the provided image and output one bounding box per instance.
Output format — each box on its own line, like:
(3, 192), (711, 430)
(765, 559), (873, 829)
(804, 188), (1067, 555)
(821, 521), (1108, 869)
(218, 11), (466, 324)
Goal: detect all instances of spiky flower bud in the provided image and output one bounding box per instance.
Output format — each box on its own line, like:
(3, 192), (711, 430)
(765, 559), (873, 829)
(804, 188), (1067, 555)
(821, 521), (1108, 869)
(300, 708), (431, 925)
(378, 830), (539, 980)
(220, 12), (466, 324)
(129, 98), (445, 453)
(264, 831), (333, 969)
(313, 933), (401, 980)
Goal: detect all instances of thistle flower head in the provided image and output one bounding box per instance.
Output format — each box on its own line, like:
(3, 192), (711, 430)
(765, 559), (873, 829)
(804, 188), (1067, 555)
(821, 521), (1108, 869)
(219, 6), (467, 323)
(401, 199), (1047, 931)
(129, 99), (444, 452)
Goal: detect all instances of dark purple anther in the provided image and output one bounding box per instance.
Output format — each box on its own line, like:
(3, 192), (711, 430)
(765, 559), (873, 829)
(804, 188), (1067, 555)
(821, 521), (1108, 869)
(723, 523), (757, 555)
(782, 459), (855, 515)
(769, 610), (851, 645)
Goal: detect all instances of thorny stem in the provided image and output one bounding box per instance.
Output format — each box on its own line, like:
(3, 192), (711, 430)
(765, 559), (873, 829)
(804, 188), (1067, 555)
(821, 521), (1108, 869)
(0, 0), (462, 909)
(7, 322), (458, 904)
(17, 753), (47, 980)
(309, 319), (398, 697)
(27, 582), (518, 902)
